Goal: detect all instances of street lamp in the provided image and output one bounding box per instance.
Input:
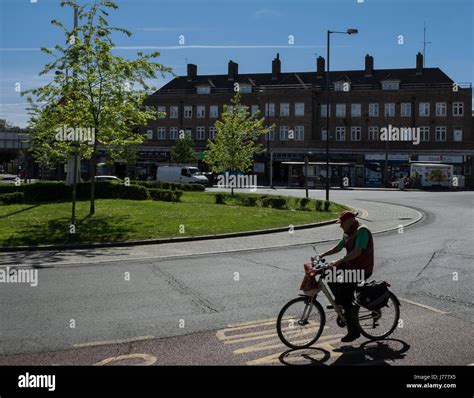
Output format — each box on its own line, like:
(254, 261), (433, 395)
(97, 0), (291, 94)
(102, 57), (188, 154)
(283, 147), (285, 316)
(304, 151), (313, 199)
(326, 28), (358, 201)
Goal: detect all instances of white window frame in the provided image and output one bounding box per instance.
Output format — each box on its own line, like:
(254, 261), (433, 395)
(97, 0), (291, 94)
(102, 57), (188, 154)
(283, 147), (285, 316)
(170, 106), (178, 119)
(267, 128), (275, 141)
(196, 126), (205, 140)
(401, 103), (411, 117)
(280, 102), (290, 117)
(435, 102), (447, 117)
(209, 105), (219, 118)
(350, 126), (361, 141)
(157, 127), (166, 140)
(321, 104), (330, 117)
(435, 126), (446, 141)
(368, 126), (379, 141)
(294, 125), (304, 141)
(368, 103), (379, 117)
(453, 102), (464, 116)
(279, 126), (289, 141)
(453, 126), (463, 142)
(239, 84), (252, 94)
(419, 102), (430, 117)
(336, 103), (346, 117)
(384, 103), (395, 117)
(184, 106), (193, 118)
(321, 128), (327, 141)
(197, 85), (211, 94)
(197, 105), (206, 118)
(336, 126), (345, 141)
(382, 81), (400, 90)
(351, 104), (361, 117)
(157, 106), (166, 119)
(265, 103), (275, 117)
(295, 102), (305, 116)
(169, 127), (178, 140)
(209, 126), (216, 140)
(419, 126), (430, 142)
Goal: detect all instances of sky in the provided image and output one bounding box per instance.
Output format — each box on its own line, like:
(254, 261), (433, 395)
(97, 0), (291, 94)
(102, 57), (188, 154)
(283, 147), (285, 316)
(0, 0), (472, 127)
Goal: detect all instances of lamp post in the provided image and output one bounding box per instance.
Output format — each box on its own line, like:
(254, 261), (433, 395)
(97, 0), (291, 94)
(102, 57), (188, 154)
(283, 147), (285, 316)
(71, 141), (79, 227)
(304, 151), (313, 198)
(326, 28), (358, 201)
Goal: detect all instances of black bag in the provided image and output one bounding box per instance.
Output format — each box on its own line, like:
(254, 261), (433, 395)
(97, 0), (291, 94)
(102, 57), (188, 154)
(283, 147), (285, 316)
(356, 281), (390, 310)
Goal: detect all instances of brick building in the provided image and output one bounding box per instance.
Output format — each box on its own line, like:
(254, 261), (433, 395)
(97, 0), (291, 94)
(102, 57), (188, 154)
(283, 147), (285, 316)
(143, 52), (473, 188)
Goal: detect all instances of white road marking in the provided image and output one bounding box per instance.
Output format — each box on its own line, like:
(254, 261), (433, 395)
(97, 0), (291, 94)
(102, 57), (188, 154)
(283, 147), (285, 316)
(399, 298), (447, 314)
(74, 335), (155, 348)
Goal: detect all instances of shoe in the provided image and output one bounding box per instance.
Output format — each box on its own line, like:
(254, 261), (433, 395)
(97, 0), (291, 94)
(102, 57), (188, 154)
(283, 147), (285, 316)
(341, 307), (360, 343)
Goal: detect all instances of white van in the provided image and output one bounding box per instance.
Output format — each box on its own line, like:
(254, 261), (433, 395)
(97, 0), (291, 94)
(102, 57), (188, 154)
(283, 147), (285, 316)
(156, 166), (208, 185)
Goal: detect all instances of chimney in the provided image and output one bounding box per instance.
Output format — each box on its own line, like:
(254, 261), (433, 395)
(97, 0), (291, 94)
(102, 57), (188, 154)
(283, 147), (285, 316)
(228, 60), (238, 81)
(416, 52), (423, 75)
(272, 53), (281, 80)
(364, 54), (374, 76)
(187, 63), (197, 82)
(316, 56), (325, 77)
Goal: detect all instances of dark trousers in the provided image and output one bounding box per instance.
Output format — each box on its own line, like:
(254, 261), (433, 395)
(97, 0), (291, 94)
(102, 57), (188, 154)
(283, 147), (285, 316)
(327, 282), (358, 311)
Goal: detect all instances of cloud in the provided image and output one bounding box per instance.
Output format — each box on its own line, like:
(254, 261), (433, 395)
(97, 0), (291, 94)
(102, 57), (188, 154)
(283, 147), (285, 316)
(253, 8), (282, 19)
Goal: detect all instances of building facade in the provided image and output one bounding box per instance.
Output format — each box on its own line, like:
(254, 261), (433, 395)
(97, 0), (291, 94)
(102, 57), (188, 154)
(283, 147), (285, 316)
(143, 52), (473, 188)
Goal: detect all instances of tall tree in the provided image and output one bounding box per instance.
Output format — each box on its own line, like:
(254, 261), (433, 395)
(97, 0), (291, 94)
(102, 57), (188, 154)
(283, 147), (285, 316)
(171, 133), (198, 164)
(204, 92), (274, 195)
(24, 0), (172, 214)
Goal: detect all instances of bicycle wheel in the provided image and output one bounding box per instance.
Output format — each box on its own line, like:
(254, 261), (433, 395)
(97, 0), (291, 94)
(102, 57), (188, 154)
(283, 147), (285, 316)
(276, 296), (325, 349)
(358, 291), (400, 340)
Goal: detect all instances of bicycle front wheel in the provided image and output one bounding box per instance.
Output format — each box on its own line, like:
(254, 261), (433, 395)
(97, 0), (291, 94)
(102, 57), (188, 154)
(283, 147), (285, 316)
(276, 296), (325, 349)
(358, 291), (400, 340)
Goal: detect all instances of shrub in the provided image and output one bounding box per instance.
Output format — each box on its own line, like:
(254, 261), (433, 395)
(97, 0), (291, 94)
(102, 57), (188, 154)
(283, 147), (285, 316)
(299, 197), (311, 210)
(215, 193), (226, 204)
(240, 196), (258, 207)
(324, 200), (331, 211)
(22, 182), (71, 202)
(149, 188), (182, 202)
(270, 196), (287, 209)
(315, 200), (323, 212)
(260, 196), (271, 207)
(0, 192), (24, 205)
(134, 181), (205, 191)
(0, 184), (20, 194)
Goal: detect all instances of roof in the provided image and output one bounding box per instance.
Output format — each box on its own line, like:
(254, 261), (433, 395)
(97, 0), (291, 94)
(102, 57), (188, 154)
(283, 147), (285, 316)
(152, 67), (454, 94)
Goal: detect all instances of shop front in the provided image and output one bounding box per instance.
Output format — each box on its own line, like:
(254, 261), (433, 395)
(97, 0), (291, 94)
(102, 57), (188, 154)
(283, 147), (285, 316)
(364, 153), (411, 187)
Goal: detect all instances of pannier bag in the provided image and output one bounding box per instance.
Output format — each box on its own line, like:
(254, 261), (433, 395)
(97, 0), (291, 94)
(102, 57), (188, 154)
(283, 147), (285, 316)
(355, 281), (390, 310)
(299, 263), (319, 295)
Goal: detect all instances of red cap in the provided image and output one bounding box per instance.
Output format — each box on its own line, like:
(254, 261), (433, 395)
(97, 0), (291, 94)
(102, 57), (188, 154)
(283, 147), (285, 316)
(336, 210), (358, 224)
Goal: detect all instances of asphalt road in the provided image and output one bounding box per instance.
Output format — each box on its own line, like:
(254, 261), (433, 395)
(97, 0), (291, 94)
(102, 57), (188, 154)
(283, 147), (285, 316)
(0, 189), (472, 366)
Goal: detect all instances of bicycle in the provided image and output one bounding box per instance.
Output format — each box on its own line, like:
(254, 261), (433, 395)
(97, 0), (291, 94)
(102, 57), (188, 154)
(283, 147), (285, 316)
(276, 247), (401, 349)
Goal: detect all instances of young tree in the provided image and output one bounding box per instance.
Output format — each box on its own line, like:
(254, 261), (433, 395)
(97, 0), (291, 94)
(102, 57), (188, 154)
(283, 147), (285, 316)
(24, 0), (172, 214)
(171, 133), (198, 164)
(204, 92), (274, 195)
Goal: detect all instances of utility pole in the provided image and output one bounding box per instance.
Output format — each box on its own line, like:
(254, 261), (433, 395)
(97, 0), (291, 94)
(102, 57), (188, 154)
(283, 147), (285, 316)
(422, 21), (431, 68)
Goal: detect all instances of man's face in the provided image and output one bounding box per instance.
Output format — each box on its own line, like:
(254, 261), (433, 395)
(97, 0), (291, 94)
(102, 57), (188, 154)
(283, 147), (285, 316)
(340, 217), (355, 234)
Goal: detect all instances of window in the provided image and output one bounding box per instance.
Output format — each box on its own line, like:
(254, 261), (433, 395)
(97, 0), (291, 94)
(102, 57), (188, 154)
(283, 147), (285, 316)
(336, 104), (346, 117)
(157, 106), (166, 118)
(351, 104), (361, 117)
(384, 103), (395, 117)
(251, 105), (259, 115)
(280, 126), (289, 141)
(146, 129), (153, 140)
(435, 126), (446, 141)
(453, 127), (463, 142)
(295, 102), (305, 116)
(382, 81), (400, 90)
(453, 102), (464, 116)
(321, 104), (330, 117)
(436, 102), (447, 117)
(170, 127), (178, 140)
(184, 106), (192, 118)
(294, 126), (304, 141)
(321, 128), (328, 141)
(209, 105), (219, 118)
(157, 127), (166, 140)
(336, 127), (345, 141)
(334, 81), (350, 92)
(197, 86), (211, 94)
(419, 102), (430, 117)
(265, 103), (275, 117)
(401, 103), (411, 117)
(226, 105), (234, 112)
(239, 84), (252, 94)
(197, 105), (205, 118)
(368, 103), (379, 117)
(419, 126), (430, 141)
(170, 106), (178, 119)
(351, 126), (361, 141)
(266, 128), (275, 141)
(280, 103), (290, 116)
(196, 126), (205, 140)
(368, 126), (379, 141)
(209, 126), (216, 139)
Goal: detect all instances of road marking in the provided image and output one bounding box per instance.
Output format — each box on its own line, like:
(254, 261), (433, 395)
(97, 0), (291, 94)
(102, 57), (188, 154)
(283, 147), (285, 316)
(399, 298), (447, 314)
(94, 353), (157, 366)
(74, 335), (155, 348)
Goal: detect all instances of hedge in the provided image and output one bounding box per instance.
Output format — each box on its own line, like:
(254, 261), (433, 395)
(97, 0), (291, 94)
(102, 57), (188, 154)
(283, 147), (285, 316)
(215, 193), (226, 204)
(148, 188), (183, 202)
(240, 196), (258, 207)
(0, 192), (24, 205)
(260, 196), (287, 209)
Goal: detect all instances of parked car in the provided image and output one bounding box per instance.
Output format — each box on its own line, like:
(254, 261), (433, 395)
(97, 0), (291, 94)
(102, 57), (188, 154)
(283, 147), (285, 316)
(94, 175), (122, 182)
(156, 166), (208, 185)
(0, 174), (18, 184)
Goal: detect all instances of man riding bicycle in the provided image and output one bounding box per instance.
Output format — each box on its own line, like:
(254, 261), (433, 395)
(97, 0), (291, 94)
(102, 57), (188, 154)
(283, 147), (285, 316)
(320, 210), (374, 343)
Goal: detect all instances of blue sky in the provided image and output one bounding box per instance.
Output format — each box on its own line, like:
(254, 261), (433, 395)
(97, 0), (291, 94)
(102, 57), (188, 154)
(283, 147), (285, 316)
(0, 0), (472, 127)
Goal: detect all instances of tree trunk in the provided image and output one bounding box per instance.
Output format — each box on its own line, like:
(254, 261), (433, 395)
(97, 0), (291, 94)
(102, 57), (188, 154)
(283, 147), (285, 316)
(89, 140), (97, 215)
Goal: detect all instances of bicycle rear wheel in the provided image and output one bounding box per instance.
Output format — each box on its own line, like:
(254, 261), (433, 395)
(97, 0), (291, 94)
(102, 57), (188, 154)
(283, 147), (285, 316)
(358, 291), (400, 340)
(276, 296), (325, 349)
